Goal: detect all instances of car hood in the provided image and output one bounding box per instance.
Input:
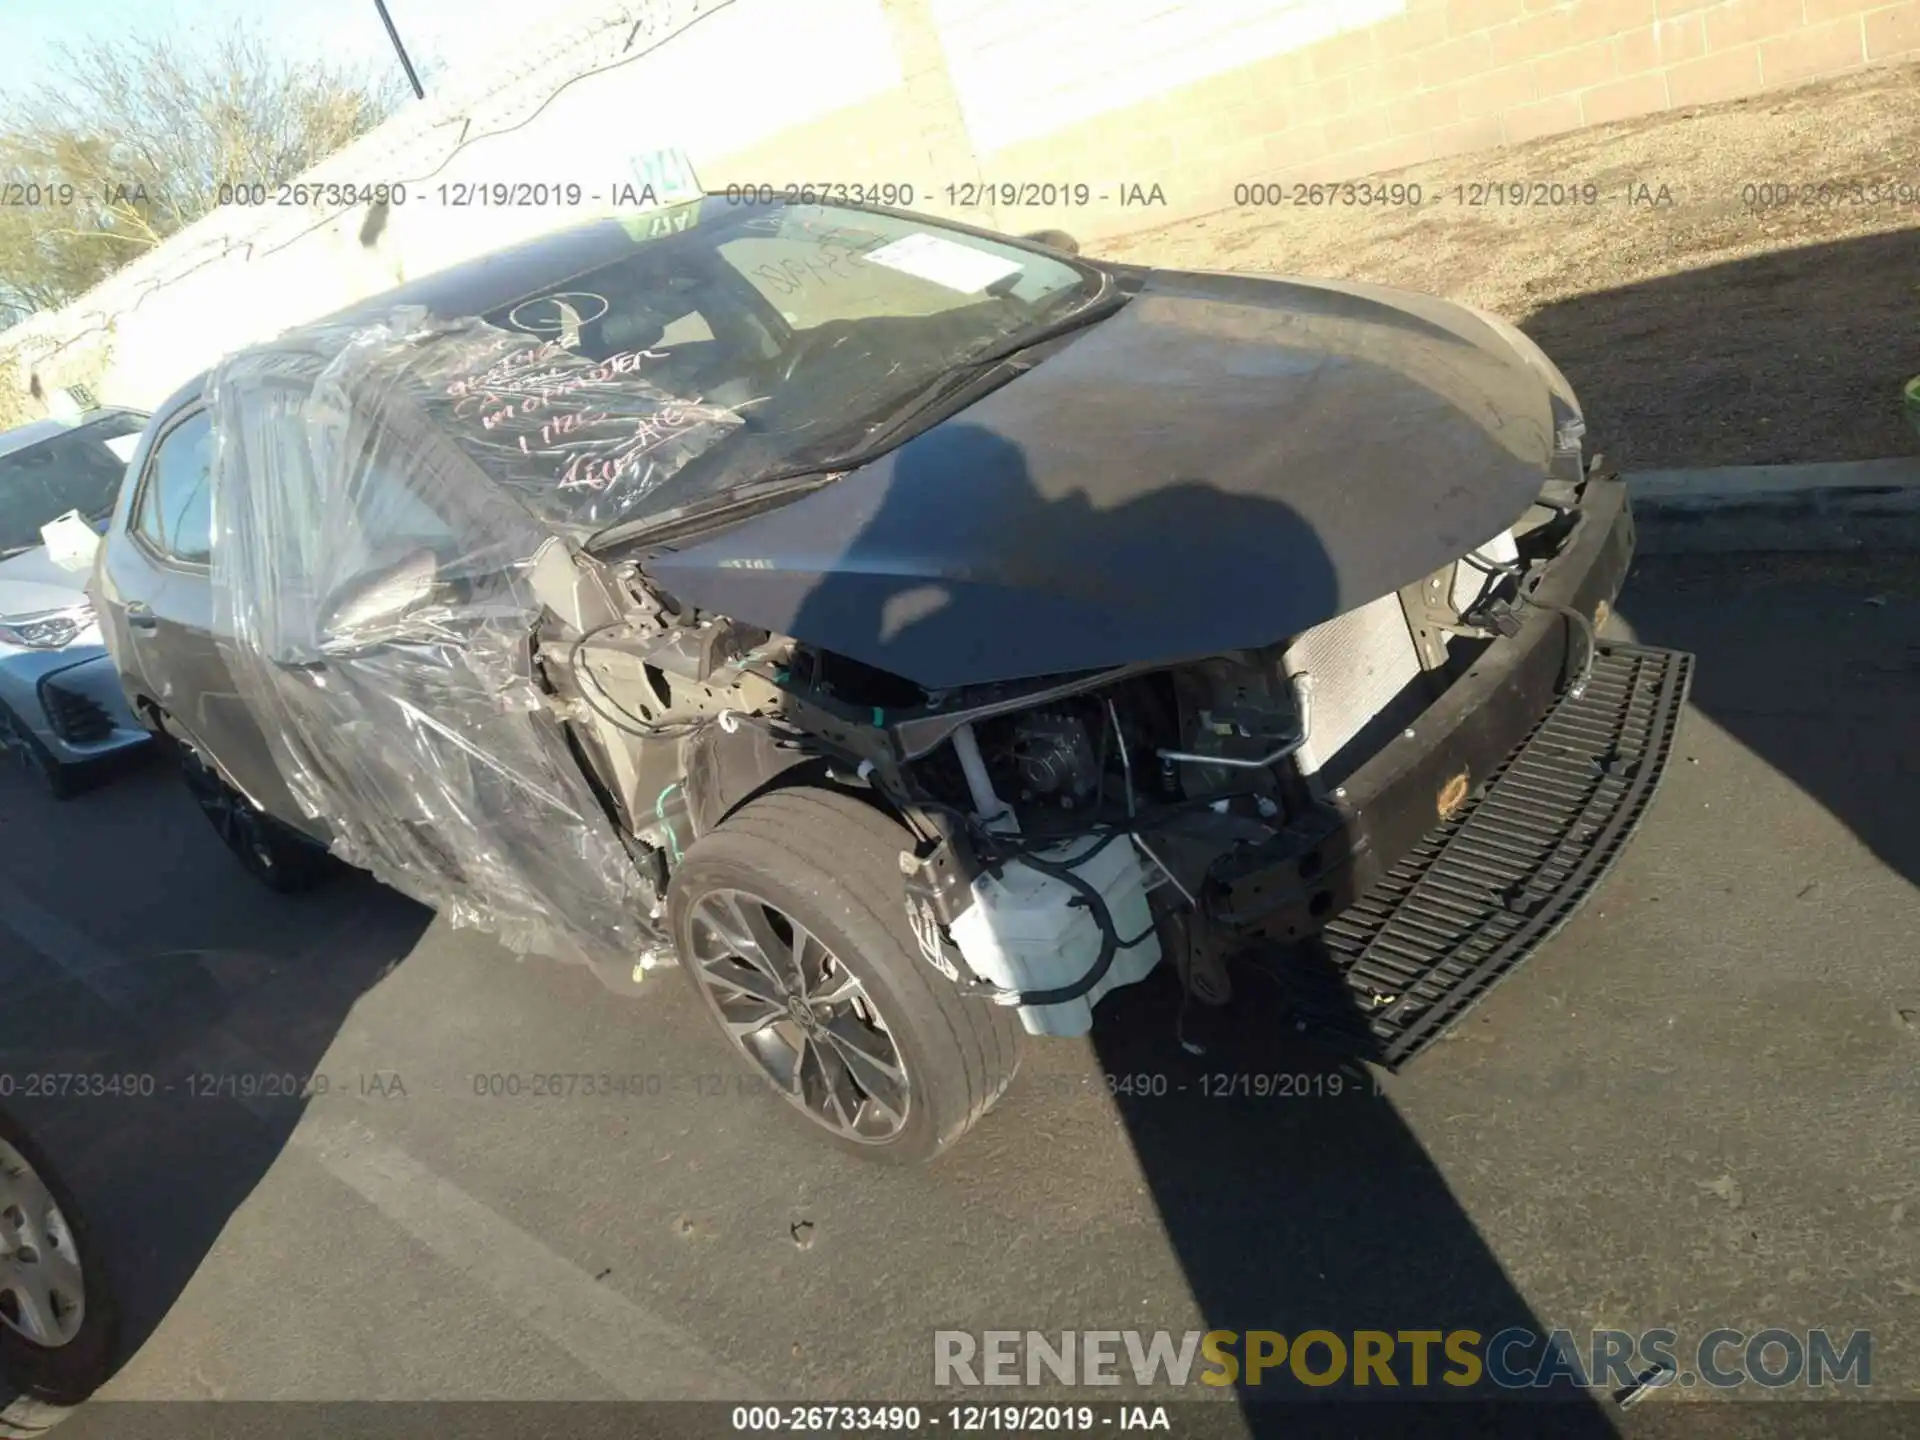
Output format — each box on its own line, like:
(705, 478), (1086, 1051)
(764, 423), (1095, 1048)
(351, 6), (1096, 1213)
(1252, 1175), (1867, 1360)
(0, 544), (92, 617)
(640, 268), (1558, 690)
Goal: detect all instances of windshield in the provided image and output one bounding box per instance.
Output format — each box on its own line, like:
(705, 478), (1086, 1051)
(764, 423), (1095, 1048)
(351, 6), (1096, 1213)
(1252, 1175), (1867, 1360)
(0, 413), (146, 556)
(389, 201), (1102, 541)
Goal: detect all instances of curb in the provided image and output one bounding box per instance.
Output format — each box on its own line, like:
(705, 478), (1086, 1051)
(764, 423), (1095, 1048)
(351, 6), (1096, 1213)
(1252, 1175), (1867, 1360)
(1625, 458), (1920, 554)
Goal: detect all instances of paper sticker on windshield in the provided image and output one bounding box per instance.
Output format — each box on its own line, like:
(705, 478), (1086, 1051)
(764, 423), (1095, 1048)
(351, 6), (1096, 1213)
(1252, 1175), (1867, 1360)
(863, 233), (1023, 293)
(616, 200), (701, 244)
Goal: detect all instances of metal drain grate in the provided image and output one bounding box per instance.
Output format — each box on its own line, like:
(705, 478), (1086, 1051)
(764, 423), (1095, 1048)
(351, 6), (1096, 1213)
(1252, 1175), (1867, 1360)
(1287, 643), (1694, 1067)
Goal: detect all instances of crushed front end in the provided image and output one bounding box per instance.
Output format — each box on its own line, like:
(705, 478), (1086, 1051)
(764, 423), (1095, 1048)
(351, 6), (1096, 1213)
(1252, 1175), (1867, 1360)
(202, 298), (1689, 1069)
(710, 460), (1694, 1062)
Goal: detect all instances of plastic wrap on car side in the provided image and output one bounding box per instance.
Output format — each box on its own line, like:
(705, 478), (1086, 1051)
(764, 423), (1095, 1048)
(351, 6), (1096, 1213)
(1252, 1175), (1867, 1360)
(203, 307), (736, 965)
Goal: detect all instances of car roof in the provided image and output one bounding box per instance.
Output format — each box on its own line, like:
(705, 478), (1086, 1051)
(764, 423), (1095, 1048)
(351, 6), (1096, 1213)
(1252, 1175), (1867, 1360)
(0, 408), (149, 462)
(319, 211), (685, 330)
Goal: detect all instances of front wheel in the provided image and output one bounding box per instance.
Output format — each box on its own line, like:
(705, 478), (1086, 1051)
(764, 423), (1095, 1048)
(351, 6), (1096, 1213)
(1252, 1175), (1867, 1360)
(668, 788), (1023, 1164)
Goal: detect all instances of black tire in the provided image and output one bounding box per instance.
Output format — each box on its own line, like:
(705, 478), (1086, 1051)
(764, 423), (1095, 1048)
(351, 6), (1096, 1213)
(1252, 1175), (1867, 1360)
(667, 788), (1022, 1164)
(0, 1109), (118, 1414)
(0, 705), (79, 802)
(176, 747), (331, 894)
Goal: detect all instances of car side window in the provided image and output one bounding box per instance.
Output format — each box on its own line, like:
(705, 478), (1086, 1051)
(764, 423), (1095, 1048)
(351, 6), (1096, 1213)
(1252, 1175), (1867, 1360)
(133, 411), (214, 564)
(351, 447), (460, 553)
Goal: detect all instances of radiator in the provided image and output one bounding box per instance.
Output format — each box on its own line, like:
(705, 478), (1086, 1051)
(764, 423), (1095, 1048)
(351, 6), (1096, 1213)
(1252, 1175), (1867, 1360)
(1283, 591), (1424, 780)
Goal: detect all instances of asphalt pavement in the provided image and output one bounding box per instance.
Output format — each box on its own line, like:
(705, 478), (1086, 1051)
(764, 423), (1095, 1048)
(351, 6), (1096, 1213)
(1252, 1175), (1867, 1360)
(1, 551), (1915, 1436)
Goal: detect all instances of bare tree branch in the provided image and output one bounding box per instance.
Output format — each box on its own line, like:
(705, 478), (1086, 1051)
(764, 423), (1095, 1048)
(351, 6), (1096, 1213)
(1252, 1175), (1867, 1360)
(0, 19), (422, 325)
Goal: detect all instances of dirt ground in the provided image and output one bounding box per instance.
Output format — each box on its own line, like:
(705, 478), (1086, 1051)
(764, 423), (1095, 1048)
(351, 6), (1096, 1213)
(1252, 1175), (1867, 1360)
(1102, 62), (1920, 472)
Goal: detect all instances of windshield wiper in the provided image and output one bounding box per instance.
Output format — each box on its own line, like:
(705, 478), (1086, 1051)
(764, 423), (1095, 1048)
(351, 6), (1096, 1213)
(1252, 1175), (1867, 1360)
(802, 281), (1135, 465)
(587, 279), (1134, 553)
(951, 277), (1132, 375)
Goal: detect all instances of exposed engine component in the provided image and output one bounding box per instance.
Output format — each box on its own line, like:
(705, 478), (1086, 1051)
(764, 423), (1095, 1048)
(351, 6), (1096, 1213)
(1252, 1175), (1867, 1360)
(1003, 710), (1100, 807)
(898, 548), (1595, 1037)
(1157, 656), (1306, 809)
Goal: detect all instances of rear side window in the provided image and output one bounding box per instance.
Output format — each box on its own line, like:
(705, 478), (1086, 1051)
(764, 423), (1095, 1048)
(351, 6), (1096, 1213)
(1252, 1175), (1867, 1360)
(239, 382), (462, 590)
(133, 411), (215, 564)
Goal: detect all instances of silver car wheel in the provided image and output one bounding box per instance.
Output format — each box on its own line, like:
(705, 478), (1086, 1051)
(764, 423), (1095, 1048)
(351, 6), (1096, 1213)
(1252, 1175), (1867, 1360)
(685, 889), (911, 1144)
(0, 1136), (87, 1349)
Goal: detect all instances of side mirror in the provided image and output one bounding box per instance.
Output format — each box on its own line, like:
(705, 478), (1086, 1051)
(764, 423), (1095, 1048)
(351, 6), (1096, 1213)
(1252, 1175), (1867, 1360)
(1021, 229), (1081, 256)
(317, 548), (439, 654)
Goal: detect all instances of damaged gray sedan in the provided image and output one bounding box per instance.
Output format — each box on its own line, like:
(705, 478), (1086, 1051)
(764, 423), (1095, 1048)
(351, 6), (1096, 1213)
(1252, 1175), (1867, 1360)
(93, 197), (1691, 1161)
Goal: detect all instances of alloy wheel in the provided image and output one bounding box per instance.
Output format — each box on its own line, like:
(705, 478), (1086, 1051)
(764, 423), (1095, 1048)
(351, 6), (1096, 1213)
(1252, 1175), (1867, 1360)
(0, 1136), (86, 1349)
(685, 889), (911, 1144)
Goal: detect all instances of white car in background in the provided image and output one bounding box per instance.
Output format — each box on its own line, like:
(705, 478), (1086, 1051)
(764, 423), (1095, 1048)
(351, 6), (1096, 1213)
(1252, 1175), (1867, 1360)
(0, 410), (154, 798)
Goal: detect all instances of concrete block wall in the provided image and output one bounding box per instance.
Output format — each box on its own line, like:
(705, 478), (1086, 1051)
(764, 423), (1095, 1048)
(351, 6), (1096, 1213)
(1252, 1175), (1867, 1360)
(3, 0), (1914, 418)
(942, 0), (1920, 237)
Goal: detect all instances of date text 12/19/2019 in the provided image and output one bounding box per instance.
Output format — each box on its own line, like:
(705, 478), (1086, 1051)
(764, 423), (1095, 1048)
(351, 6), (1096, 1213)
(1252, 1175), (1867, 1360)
(729, 1405), (1172, 1431)
(0, 1071), (405, 1100)
(1024, 1069), (1378, 1100)
(1230, 180), (1678, 208)
(717, 183), (1170, 209)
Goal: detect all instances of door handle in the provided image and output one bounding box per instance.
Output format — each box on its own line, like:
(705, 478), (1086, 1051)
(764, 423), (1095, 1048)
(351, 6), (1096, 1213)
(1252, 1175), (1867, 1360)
(126, 603), (158, 631)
